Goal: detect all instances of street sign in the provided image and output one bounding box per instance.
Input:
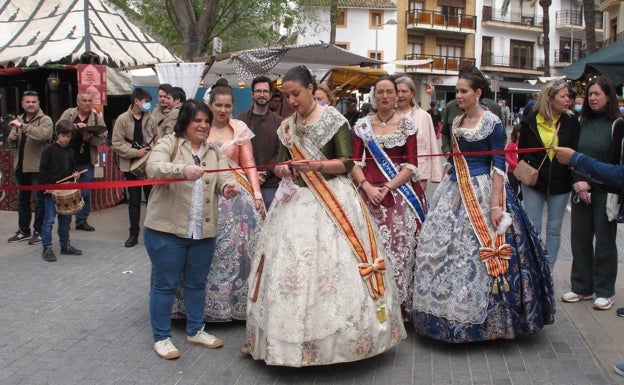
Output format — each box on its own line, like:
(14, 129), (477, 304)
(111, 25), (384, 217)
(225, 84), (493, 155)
(213, 37), (222, 55)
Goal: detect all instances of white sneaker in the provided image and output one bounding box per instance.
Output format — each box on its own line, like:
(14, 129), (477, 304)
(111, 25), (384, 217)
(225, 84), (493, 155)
(154, 337), (180, 360)
(593, 297), (614, 310)
(187, 327), (223, 349)
(561, 291), (593, 303)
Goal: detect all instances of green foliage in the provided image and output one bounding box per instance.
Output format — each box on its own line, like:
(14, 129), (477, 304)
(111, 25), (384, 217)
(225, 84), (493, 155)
(108, 0), (304, 58)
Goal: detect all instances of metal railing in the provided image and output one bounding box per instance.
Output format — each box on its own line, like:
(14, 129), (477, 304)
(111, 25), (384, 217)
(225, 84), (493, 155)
(405, 10), (477, 31)
(480, 52), (544, 70)
(404, 53), (475, 72)
(481, 6), (542, 27)
(555, 10), (603, 29)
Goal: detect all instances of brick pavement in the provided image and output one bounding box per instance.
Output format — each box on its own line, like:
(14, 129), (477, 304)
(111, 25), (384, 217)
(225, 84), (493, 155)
(0, 204), (623, 385)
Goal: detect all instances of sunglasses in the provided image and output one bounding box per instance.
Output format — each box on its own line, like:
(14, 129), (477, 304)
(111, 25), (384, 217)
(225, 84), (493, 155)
(23, 90), (38, 96)
(192, 154), (201, 166)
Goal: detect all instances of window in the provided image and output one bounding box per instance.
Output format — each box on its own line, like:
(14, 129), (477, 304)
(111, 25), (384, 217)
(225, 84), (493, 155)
(368, 51), (382, 61)
(437, 5), (463, 17)
(510, 40), (533, 68)
(482, 36), (493, 65)
(335, 42), (350, 51)
(370, 11), (383, 28)
(408, 0), (423, 11)
(336, 8), (347, 27)
(407, 37), (423, 58)
(436, 39), (464, 59)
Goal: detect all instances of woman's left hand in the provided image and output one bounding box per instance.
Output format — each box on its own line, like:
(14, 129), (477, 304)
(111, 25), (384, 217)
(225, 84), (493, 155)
(223, 183), (238, 199)
(491, 206), (504, 228)
(255, 198), (266, 219)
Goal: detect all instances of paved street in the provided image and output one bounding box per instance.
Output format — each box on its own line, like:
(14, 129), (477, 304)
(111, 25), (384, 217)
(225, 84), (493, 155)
(1, 203), (624, 384)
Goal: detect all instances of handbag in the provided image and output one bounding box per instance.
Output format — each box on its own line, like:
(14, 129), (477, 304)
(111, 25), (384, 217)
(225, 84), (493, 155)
(606, 118), (624, 222)
(513, 158), (545, 186)
(514, 121), (560, 187)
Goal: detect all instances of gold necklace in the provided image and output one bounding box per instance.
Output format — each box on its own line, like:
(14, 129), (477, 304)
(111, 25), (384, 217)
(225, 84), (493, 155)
(376, 111), (395, 128)
(299, 102), (317, 126)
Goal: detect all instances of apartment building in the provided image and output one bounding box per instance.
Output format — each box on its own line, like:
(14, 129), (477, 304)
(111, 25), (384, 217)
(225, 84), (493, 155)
(297, 0), (398, 73)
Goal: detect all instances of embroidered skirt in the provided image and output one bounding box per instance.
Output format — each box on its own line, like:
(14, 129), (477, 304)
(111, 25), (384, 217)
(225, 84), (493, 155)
(412, 174), (555, 342)
(246, 177), (406, 366)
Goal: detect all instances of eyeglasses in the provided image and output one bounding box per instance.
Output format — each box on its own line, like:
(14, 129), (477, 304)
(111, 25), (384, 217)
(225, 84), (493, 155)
(192, 155), (201, 166)
(23, 90), (38, 96)
(253, 89), (271, 95)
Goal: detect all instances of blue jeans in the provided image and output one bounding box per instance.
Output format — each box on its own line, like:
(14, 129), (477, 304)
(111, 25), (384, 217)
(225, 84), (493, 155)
(144, 227), (216, 342)
(15, 171), (45, 235)
(41, 195), (71, 248)
(521, 184), (569, 265)
(75, 164), (93, 225)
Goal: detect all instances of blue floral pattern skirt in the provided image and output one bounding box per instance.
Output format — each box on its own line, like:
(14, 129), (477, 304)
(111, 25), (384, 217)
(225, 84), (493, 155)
(412, 175), (555, 343)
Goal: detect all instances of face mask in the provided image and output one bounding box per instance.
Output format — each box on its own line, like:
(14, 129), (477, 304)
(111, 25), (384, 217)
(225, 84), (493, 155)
(573, 104), (582, 113)
(140, 102), (151, 112)
(620, 106), (624, 115)
(315, 100), (326, 106)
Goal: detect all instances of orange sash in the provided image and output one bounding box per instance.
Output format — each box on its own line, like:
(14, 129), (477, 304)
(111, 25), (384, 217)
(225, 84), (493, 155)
(451, 130), (511, 294)
(230, 169), (254, 197)
(289, 142), (387, 322)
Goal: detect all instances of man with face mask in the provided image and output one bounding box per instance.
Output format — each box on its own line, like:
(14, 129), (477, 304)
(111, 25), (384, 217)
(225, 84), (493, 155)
(112, 88), (158, 247)
(573, 95), (584, 118)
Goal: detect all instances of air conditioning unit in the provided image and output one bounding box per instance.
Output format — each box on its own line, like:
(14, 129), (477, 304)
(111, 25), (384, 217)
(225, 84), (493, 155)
(537, 34), (544, 46)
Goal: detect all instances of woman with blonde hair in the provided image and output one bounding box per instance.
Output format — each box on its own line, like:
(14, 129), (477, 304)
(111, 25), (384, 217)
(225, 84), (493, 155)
(518, 79), (580, 267)
(395, 76), (443, 190)
(313, 83), (336, 106)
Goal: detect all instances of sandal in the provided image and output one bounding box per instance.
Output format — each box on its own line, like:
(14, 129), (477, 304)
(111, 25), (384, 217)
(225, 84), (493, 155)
(239, 342), (251, 355)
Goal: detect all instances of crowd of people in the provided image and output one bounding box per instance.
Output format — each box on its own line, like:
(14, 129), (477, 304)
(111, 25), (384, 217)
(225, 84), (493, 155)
(5, 63), (624, 374)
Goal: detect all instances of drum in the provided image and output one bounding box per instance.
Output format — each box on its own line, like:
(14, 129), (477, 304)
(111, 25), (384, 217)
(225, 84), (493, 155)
(129, 153), (150, 180)
(52, 189), (84, 215)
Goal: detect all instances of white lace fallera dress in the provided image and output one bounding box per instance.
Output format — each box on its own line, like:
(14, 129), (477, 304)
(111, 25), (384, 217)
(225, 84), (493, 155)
(245, 107), (406, 366)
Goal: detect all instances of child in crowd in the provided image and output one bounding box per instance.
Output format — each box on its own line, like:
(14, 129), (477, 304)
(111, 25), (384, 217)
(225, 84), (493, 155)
(39, 120), (83, 262)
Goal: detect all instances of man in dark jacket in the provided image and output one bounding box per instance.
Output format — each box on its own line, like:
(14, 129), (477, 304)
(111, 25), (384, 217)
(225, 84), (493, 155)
(235, 76), (282, 208)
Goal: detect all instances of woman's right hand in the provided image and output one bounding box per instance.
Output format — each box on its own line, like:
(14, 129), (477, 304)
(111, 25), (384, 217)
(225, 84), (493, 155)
(183, 165), (204, 181)
(364, 183), (390, 206)
(274, 164), (292, 179)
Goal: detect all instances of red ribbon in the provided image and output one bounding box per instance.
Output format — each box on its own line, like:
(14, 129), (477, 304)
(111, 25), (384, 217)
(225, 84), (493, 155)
(1, 146), (549, 192)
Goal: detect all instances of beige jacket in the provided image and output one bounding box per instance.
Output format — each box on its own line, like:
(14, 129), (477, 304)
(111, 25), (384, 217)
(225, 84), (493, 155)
(57, 107), (108, 165)
(406, 107), (444, 183)
(158, 104), (181, 138)
(111, 107), (158, 172)
(144, 134), (236, 238)
(12, 109), (54, 172)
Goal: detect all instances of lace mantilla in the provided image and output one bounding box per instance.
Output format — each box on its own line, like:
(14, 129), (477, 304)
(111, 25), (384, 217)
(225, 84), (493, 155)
(354, 115), (417, 149)
(453, 111), (499, 142)
(278, 107), (347, 149)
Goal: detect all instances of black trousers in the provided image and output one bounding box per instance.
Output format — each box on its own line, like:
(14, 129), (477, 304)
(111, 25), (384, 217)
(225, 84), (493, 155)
(124, 172), (152, 236)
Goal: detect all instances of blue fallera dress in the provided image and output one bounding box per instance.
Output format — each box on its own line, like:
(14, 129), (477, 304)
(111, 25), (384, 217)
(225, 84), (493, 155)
(412, 111), (555, 342)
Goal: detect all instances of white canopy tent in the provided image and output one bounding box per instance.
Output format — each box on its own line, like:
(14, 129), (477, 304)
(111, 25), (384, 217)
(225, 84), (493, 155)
(0, 0), (179, 94)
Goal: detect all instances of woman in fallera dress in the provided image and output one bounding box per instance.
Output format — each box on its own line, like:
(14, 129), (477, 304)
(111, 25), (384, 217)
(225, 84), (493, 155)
(245, 65), (406, 366)
(351, 76), (427, 321)
(171, 84), (264, 322)
(412, 65), (555, 343)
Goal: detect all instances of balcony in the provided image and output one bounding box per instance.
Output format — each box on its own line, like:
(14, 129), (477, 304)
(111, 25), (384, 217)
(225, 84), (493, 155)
(404, 53), (475, 74)
(555, 10), (603, 30)
(480, 52), (545, 75)
(405, 10), (476, 34)
(553, 48), (585, 67)
(481, 6), (543, 32)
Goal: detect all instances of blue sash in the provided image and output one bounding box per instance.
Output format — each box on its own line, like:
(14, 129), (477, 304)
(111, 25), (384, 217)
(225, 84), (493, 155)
(356, 122), (427, 224)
